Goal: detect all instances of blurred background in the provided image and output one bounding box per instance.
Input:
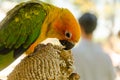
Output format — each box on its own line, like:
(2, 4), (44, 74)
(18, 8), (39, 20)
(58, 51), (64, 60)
(0, 0), (120, 80)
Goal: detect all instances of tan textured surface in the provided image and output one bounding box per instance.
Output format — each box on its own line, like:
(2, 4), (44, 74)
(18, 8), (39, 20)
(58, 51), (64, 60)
(7, 43), (80, 80)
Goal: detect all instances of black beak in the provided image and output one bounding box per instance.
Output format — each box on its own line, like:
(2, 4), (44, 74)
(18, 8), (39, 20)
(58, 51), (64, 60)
(59, 40), (75, 50)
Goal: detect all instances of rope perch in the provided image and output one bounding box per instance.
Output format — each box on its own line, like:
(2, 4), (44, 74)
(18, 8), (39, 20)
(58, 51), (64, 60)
(7, 43), (80, 80)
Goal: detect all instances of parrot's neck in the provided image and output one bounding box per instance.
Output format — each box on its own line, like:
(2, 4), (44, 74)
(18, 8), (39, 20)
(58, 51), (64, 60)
(26, 4), (61, 55)
(39, 3), (61, 39)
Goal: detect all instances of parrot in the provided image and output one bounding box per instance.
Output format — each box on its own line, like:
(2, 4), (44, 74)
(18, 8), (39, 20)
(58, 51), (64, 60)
(0, 1), (81, 70)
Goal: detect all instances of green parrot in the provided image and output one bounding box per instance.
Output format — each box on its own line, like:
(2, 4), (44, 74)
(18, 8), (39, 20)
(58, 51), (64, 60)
(0, 1), (81, 70)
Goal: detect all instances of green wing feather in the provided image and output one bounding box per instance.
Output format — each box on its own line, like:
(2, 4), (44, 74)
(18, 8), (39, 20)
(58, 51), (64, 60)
(0, 1), (47, 58)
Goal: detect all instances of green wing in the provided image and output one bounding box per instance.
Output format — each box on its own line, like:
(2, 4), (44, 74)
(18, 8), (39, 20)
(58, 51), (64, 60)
(0, 1), (46, 58)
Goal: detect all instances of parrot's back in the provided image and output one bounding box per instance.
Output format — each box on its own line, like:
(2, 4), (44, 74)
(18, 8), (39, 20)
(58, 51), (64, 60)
(0, 1), (47, 58)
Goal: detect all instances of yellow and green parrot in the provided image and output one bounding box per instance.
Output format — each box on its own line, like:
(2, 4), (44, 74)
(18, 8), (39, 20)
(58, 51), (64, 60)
(0, 1), (81, 70)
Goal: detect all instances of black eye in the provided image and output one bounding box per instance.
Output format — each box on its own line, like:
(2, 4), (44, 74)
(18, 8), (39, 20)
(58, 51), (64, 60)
(65, 31), (72, 39)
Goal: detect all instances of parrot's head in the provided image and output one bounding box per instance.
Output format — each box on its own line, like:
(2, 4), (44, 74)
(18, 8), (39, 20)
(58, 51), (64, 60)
(44, 8), (81, 50)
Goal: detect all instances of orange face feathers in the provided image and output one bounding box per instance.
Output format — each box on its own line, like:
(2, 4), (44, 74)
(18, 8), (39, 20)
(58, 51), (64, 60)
(53, 9), (81, 43)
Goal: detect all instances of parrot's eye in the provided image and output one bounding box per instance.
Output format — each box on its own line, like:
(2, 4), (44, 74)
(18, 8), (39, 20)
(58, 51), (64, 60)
(65, 31), (72, 39)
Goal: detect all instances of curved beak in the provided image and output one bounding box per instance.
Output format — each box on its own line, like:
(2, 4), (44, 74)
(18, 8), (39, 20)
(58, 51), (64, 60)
(59, 40), (75, 50)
